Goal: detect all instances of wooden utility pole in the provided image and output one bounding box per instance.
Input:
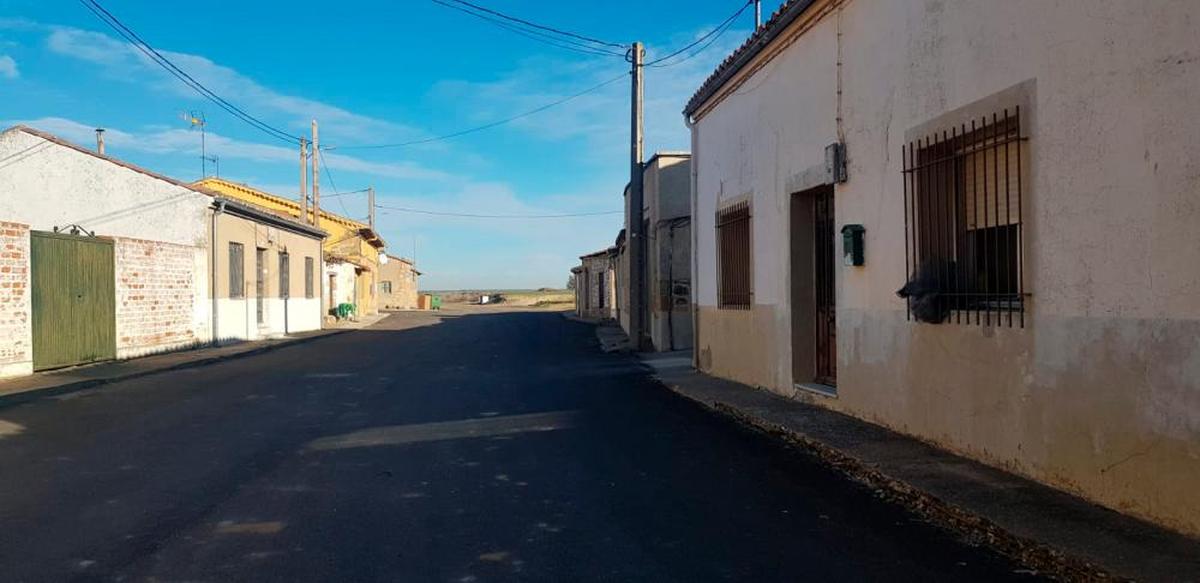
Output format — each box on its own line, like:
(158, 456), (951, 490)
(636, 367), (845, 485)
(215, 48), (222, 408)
(368, 186), (376, 231)
(311, 120), (321, 230)
(628, 41), (645, 350)
(299, 137), (308, 222)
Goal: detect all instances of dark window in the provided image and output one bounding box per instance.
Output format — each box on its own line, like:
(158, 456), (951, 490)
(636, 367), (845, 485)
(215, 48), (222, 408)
(228, 242), (244, 299)
(597, 271), (606, 309)
(381, 280), (393, 295)
(901, 107), (1026, 326)
(279, 252), (290, 299)
(305, 257), (315, 298)
(717, 201), (751, 309)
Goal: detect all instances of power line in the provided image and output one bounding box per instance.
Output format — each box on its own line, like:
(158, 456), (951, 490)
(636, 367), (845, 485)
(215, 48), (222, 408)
(317, 148), (353, 217)
(322, 187), (371, 199)
(376, 204), (621, 219)
(644, 0), (754, 67)
(646, 3), (749, 68)
(434, 0), (627, 50)
(431, 0), (625, 58)
(329, 73), (626, 151)
(77, 0), (300, 144)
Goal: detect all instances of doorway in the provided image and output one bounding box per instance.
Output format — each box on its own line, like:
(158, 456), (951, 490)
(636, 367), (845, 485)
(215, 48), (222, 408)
(790, 185), (837, 393)
(30, 231), (116, 370)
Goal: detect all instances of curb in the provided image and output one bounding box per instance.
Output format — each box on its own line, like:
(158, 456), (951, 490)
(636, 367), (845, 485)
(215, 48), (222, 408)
(653, 378), (1117, 583)
(0, 330), (351, 410)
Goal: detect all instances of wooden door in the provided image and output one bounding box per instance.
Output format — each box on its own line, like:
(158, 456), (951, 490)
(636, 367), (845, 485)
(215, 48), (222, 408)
(30, 231), (115, 370)
(814, 188), (837, 386)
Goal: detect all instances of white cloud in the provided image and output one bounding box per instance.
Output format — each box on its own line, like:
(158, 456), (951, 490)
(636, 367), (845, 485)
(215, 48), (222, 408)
(41, 25), (422, 144)
(0, 55), (17, 79)
(7, 116), (448, 181)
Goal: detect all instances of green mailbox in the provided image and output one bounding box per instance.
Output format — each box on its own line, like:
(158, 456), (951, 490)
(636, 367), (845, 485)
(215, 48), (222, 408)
(841, 224), (865, 266)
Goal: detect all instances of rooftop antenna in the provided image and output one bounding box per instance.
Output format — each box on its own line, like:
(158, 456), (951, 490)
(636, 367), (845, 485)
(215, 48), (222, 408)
(182, 110), (210, 178)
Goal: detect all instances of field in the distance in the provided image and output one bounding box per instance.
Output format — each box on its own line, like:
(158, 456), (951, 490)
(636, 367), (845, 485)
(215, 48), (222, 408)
(429, 289), (575, 309)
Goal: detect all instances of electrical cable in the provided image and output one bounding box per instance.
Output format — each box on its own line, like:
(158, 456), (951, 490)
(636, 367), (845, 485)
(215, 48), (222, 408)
(643, 0), (753, 67)
(77, 0), (300, 143)
(317, 148), (353, 216)
(329, 73), (626, 150)
(435, 0), (627, 50)
(431, 0), (625, 58)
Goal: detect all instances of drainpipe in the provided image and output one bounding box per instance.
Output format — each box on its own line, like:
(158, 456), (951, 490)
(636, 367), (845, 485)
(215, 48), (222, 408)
(667, 220), (676, 351)
(685, 113), (700, 369)
(210, 200), (226, 345)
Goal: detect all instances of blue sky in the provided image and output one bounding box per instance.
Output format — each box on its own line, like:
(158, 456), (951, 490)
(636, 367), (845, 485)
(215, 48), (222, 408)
(0, 0), (779, 289)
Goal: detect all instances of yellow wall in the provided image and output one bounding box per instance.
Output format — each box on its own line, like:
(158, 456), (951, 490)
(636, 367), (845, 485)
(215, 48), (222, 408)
(196, 178), (384, 315)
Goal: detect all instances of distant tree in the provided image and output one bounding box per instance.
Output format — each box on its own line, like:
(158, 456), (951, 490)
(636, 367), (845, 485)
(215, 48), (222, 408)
(566, 274), (576, 291)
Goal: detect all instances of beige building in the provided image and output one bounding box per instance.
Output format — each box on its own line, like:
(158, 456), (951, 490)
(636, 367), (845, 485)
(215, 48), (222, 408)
(618, 153), (693, 352)
(377, 254), (421, 310)
(208, 198), (326, 341)
(574, 248), (616, 322)
(686, 0), (1200, 536)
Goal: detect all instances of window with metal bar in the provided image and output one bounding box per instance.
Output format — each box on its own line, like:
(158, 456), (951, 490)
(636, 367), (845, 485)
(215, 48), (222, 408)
(228, 242), (244, 299)
(716, 201), (752, 309)
(381, 280), (393, 295)
(279, 252), (290, 299)
(305, 257), (315, 299)
(901, 107), (1026, 327)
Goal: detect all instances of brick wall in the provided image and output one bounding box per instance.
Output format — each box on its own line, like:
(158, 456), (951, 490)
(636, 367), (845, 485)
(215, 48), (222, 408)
(0, 222), (31, 375)
(114, 237), (199, 355)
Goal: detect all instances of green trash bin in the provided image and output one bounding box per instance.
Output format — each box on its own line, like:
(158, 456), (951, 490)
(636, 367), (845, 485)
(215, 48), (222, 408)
(336, 302), (356, 320)
(431, 295), (442, 311)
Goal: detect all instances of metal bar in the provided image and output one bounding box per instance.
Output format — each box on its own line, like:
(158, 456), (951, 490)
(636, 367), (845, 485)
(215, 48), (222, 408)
(991, 112), (1001, 326)
(970, 118), (980, 325)
(1003, 109), (1013, 327)
(953, 124), (963, 322)
(902, 142), (911, 320)
(901, 135), (1027, 173)
(1016, 106), (1025, 328)
(938, 130), (950, 313)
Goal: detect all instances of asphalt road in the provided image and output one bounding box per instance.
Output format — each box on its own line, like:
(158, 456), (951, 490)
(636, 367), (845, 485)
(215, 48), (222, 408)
(0, 307), (1041, 582)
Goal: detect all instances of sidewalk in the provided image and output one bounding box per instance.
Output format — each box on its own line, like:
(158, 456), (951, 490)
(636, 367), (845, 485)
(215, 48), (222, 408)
(634, 346), (1200, 582)
(0, 326), (354, 407)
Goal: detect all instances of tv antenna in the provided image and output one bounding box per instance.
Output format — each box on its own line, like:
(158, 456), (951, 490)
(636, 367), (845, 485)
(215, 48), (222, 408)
(182, 110), (212, 178)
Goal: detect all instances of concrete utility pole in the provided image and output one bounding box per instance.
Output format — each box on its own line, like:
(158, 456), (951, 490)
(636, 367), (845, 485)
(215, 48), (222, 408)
(628, 41), (646, 350)
(368, 186), (376, 231)
(755, 0), (762, 28)
(95, 128), (105, 155)
(311, 120), (321, 230)
(299, 137), (309, 221)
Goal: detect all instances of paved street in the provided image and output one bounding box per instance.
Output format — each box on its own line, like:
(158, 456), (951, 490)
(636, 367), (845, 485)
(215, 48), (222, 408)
(0, 307), (1039, 582)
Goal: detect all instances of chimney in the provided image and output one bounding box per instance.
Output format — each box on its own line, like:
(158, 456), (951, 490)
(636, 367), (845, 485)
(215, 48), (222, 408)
(95, 128), (106, 155)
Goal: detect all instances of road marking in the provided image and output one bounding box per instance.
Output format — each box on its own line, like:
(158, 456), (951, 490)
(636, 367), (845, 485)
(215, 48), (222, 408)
(0, 420), (25, 439)
(306, 410), (578, 451)
(214, 520), (286, 535)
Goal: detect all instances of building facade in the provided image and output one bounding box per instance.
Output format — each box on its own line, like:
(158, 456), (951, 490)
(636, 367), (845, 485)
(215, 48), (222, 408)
(686, 0), (1200, 536)
(209, 198), (325, 341)
(640, 153), (693, 352)
(574, 248), (617, 322)
(0, 126), (324, 377)
(377, 254), (421, 310)
(196, 178), (386, 319)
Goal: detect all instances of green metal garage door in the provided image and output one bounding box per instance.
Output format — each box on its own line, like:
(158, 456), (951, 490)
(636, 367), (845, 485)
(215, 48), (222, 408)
(31, 231), (116, 371)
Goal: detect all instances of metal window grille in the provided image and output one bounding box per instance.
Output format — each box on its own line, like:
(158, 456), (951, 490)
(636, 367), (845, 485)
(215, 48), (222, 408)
(902, 107), (1027, 327)
(716, 201), (752, 309)
(305, 257), (315, 298)
(381, 280), (393, 294)
(279, 252), (290, 299)
(228, 242), (244, 299)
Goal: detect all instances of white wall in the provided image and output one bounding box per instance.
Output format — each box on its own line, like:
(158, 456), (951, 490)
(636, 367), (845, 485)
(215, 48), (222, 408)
(691, 0), (1200, 536)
